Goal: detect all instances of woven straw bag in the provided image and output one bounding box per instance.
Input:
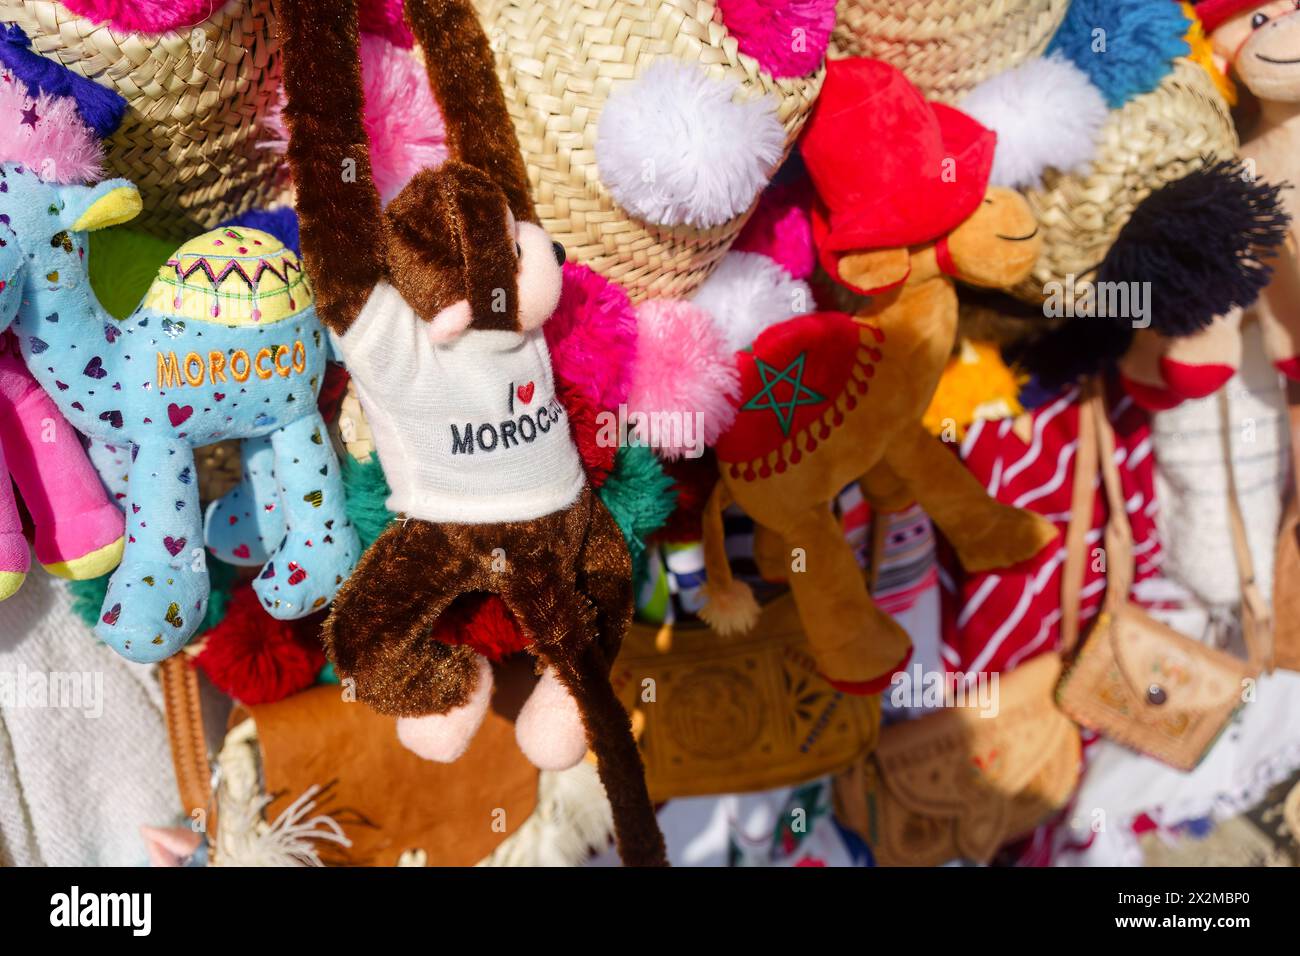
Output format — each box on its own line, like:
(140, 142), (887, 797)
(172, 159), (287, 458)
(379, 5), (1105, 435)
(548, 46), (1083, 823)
(1010, 58), (1238, 304)
(2, 0), (286, 239)
(831, 0), (1069, 103)
(470, 0), (824, 302)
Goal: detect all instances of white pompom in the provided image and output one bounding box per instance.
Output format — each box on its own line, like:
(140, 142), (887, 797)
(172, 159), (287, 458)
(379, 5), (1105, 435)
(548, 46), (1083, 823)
(959, 54), (1108, 190)
(596, 59), (785, 229)
(692, 251), (813, 353)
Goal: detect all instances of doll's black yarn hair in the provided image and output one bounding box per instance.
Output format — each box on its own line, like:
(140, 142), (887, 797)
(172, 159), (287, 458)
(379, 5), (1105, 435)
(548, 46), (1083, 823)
(1097, 157), (1290, 337)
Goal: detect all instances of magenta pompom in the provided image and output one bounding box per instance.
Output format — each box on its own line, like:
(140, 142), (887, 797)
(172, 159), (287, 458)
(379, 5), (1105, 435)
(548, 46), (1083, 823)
(0, 73), (103, 184)
(545, 263), (640, 413)
(264, 34), (447, 204)
(58, 0), (218, 31)
(732, 179), (816, 280)
(627, 299), (741, 459)
(360, 0), (415, 49)
(716, 0), (837, 79)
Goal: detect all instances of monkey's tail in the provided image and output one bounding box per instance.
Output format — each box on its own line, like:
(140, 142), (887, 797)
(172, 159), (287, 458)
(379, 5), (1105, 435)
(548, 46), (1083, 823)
(558, 643), (668, 867)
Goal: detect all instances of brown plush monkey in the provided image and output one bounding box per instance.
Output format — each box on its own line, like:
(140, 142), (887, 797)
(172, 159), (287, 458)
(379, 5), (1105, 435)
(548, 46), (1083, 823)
(278, 0), (667, 866)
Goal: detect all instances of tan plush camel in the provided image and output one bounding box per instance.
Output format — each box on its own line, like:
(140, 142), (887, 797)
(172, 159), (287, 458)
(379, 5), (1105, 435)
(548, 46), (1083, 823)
(699, 185), (1059, 693)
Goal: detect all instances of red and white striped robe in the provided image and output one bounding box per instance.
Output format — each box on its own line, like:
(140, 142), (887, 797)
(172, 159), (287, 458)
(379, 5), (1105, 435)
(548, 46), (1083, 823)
(938, 383), (1162, 675)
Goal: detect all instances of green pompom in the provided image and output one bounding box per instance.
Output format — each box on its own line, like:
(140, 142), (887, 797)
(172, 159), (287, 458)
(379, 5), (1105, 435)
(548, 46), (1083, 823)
(342, 453), (396, 550)
(598, 445), (677, 560)
(88, 227), (176, 321)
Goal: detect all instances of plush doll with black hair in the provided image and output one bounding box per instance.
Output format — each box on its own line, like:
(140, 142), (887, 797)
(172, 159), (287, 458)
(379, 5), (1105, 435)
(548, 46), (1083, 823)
(277, 0), (666, 866)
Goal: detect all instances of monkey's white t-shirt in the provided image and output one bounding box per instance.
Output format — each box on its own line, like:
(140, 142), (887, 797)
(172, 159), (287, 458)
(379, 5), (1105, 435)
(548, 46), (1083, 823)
(336, 282), (586, 523)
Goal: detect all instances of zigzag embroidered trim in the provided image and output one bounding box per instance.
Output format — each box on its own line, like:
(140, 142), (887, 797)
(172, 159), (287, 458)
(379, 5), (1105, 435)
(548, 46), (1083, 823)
(726, 321), (884, 482)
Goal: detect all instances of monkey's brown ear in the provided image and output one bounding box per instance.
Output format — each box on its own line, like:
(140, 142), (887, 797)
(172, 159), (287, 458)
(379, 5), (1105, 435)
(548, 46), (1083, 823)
(402, 0), (536, 224)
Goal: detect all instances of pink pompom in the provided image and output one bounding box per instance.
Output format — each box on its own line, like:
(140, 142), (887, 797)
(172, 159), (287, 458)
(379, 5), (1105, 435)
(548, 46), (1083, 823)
(264, 34), (447, 204)
(732, 179), (816, 280)
(716, 0), (837, 79)
(627, 299), (741, 459)
(59, 0), (217, 31)
(359, 0), (415, 49)
(545, 263), (639, 413)
(0, 74), (103, 184)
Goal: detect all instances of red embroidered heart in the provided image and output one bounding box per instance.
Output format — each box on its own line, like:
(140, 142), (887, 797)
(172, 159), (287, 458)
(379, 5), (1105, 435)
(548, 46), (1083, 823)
(167, 403), (193, 427)
(232, 544), (251, 559)
(517, 381), (535, 404)
(287, 561), (308, 585)
(101, 603), (121, 626)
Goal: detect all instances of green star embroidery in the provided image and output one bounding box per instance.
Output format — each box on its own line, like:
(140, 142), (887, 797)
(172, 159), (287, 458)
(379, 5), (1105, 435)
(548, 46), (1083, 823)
(741, 352), (825, 436)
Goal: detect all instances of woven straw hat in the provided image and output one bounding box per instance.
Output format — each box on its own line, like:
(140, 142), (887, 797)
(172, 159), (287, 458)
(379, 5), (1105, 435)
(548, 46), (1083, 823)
(832, 0), (1070, 103)
(1, 0), (285, 239)
(471, 0), (824, 302)
(1009, 58), (1238, 304)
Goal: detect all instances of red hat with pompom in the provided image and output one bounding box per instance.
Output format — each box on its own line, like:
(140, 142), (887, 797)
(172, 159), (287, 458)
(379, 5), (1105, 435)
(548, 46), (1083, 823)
(1194, 0), (1272, 34)
(800, 58), (995, 292)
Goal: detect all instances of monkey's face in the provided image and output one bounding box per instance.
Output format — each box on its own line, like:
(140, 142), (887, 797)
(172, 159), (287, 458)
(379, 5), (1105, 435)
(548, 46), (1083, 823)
(383, 163), (565, 344)
(1214, 1), (1300, 101)
(512, 208), (566, 332)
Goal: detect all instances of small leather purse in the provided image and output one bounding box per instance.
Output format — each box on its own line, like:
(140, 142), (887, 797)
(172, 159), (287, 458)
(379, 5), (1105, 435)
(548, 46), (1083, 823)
(1056, 383), (1269, 772)
(832, 652), (1080, 866)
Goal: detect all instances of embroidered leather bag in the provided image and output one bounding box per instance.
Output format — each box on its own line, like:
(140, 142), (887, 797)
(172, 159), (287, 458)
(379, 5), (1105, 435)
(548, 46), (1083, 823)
(831, 652), (1079, 866)
(613, 590), (881, 801)
(1056, 384), (1269, 771)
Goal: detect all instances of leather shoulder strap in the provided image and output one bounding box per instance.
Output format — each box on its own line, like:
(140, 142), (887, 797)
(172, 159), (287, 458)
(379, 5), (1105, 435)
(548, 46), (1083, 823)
(1218, 388), (1272, 670)
(160, 655), (211, 821)
(1060, 381), (1098, 655)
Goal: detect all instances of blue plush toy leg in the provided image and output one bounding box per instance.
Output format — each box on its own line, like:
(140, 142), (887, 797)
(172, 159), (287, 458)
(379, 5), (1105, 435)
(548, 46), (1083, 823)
(252, 413), (360, 620)
(204, 435), (282, 567)
(96, 440), (208, 663)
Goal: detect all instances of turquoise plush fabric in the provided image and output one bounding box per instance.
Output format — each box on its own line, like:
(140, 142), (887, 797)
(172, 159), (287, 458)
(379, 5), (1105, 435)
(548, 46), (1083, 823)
(1, 163), (359, 662)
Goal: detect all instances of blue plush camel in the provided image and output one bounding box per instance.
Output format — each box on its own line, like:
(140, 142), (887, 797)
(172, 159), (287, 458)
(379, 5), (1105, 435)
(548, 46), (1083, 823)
(2, 164), (360, 662)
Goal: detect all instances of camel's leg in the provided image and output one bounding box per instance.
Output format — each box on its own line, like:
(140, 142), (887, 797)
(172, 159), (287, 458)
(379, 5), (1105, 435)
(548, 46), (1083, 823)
(203, 434), (282, 567)
(254, 411), (360, 619)
(779, 502), (912, 691)
(881, 422), (1057, 572)
(96, 440), (208, 663)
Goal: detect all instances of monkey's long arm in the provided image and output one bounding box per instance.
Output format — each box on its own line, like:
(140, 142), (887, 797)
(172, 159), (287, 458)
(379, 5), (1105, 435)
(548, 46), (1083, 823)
(279, 0), (386, 334)
(403, 0), (537, 224)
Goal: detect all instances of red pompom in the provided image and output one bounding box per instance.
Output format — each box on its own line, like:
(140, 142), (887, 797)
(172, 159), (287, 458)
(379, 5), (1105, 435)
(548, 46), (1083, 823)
(555, 374), (617, 488)
(193, 585), (326, 705)
(436, 593), (530, 661)
(651, 452), (720, 543)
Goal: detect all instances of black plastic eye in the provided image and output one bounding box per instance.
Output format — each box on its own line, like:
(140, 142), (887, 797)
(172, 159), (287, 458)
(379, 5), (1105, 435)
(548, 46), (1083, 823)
(515, 241), (522, 258)
(552, 241), (566, 266)
(1253, 11), (1270, 28)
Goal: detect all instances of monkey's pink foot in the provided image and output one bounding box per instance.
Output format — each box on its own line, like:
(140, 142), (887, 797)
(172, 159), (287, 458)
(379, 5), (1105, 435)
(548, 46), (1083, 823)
(515, 667), (588, 770)
(395, 654), (493, 762)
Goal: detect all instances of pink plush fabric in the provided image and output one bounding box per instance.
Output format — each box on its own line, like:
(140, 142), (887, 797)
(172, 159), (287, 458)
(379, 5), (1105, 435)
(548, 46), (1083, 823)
(716, 0), (837, 78)
(395, 655), (494, 763)
(514, 668), (588, 771)
(544, 263), (639, 413)
(0, 333), (123, 569)
(265, 33), (447, 205)
(360, 0), (414, 48)
(627, 299), (741, 458)
(732, 179), (816, 279)
(58, 0), (219, 32)
(0, 73), (103, 184)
